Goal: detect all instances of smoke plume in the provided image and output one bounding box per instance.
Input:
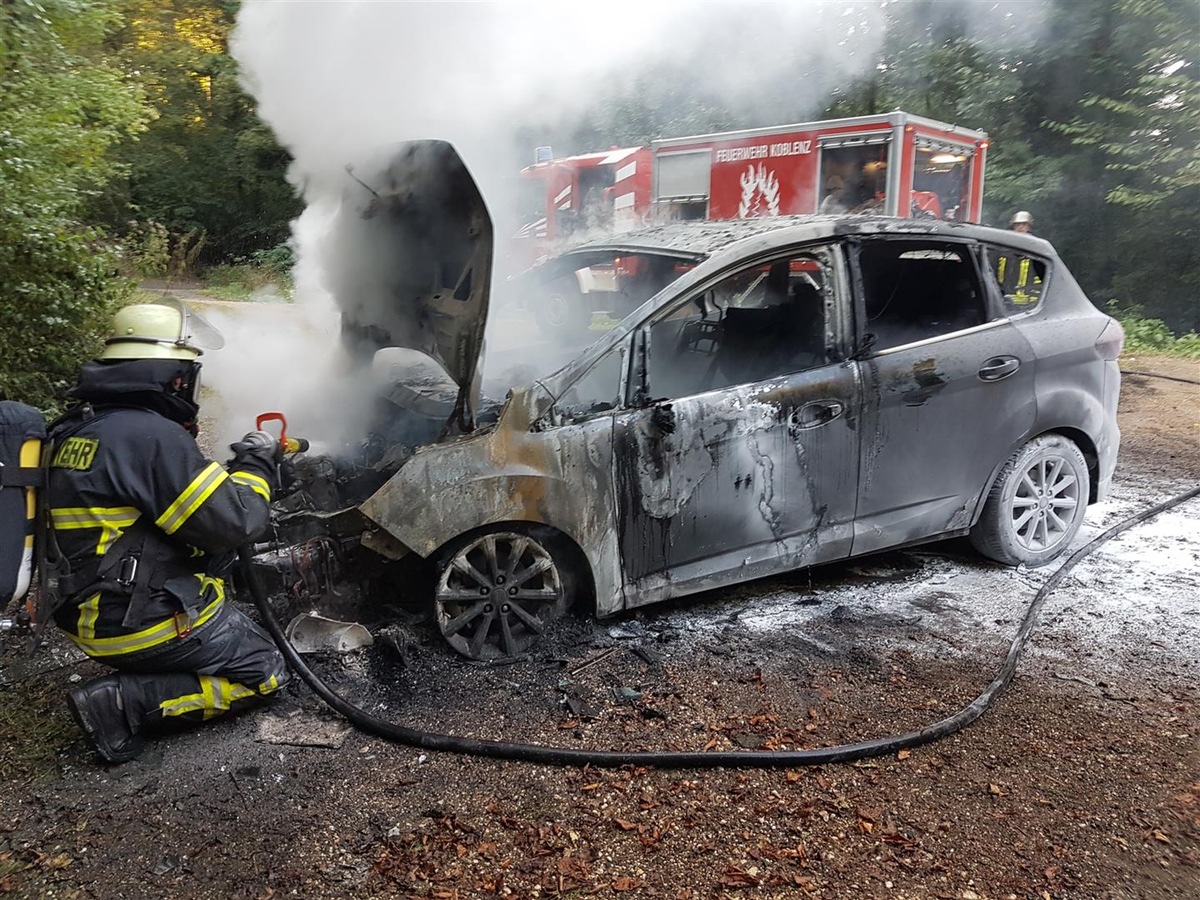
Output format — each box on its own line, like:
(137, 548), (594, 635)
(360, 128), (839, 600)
(208, 1), (893, 454)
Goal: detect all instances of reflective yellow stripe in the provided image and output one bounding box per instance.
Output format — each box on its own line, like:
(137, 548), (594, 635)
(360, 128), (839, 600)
(160, 675), (257, 720)
(230, 470), (271, 503)
(1017, 257), (1030, 288)
(67, 592), (224, 657)
(997, 256), (1007, 282)
(50, 507), (140, 554)
(156, 462), (228, 535)
(258, 674), (280, 694)
(76, 593), (101, 641)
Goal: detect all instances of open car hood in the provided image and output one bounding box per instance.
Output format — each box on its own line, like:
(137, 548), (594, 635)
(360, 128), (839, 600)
(327, 140), (492, 429)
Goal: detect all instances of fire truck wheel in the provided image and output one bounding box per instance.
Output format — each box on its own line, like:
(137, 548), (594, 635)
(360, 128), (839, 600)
(538, 290), (591, 337)
(433, 526), (579, 660)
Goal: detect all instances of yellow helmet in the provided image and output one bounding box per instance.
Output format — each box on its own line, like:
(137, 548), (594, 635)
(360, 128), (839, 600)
(101, 299), (224, 361)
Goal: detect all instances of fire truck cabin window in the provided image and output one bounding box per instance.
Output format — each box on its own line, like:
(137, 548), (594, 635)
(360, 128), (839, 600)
(647, 250), (832, 400)
(986, 245), (1047, 314)
(858, 241), (987, 351)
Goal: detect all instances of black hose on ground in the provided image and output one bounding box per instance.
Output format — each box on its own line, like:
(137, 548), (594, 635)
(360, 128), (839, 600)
(239, 485), (1200, 768)
(1120, 369), (1200, 386)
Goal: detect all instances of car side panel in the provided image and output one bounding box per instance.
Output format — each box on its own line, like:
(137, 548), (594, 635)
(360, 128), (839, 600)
(852, 320), (1039, 554)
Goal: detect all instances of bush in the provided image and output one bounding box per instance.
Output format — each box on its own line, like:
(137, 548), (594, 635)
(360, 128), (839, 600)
(1110, 303), (1200, 359)
(0, 221), (133, 414)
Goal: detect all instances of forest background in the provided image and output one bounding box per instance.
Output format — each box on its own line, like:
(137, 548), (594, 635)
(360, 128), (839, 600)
(1, 0), (1196, 412)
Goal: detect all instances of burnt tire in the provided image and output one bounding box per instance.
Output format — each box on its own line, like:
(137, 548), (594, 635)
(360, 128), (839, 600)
(433, 526), (578, 660)
(970, 434), (1090, 567)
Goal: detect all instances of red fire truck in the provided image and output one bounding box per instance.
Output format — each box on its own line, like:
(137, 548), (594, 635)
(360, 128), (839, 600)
(514, 110), (988, 259)
(511, 111), (988, 333)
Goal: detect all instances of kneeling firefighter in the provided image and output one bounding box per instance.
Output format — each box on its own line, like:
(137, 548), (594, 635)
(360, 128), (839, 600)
(45, 300), (290, 763)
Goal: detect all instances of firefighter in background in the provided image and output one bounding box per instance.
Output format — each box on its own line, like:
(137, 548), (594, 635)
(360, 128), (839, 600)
(996, 211), (1043, 306)
(1009, 209), (1034, 233)
(46, 300), (289, 763)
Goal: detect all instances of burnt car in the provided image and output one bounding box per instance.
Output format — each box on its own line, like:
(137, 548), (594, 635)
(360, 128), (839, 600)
(268, 142), (1122, 661)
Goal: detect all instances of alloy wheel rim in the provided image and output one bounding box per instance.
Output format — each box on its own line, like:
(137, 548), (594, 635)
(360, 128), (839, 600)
(435, 532), (565, 660)
(1009, 454), (1080, 552)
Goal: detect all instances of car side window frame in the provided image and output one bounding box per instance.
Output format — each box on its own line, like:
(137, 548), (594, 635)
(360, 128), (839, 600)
(628, 242), (849, 405)
(847, 236), (993, 356)
(543, 335), (635, 426)
(983, 242), (1051, 317)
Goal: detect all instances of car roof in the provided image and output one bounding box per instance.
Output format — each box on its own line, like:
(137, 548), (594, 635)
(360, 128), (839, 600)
(557, 215), (1056, 258)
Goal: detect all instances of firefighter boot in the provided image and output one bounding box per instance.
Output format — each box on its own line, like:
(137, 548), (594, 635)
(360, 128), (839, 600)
(66, 675), (144, 764)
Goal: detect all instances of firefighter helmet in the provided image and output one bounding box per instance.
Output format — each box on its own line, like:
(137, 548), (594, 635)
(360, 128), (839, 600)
(1010, 210), (1034, 226)
(101, 299), (224, 361)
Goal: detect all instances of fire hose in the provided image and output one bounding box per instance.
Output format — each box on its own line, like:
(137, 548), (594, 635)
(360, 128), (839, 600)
(241, 484), (1200, 768)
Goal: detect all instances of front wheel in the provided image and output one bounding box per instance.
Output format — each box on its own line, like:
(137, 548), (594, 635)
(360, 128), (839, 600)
(433, 527), (577, 660)
(970, 434), (1090, 567)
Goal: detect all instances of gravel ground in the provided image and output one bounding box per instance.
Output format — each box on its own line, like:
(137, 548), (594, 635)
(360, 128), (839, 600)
(0, 354), (1196, 900)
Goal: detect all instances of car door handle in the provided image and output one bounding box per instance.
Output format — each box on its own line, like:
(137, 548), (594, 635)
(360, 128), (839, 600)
(978, 356), (1020, 381)
(794, 400), (844, 429)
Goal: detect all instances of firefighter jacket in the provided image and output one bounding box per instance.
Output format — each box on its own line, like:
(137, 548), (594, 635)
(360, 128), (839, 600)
(995, 251), (1043, 307)
(47, 360), (276, 659)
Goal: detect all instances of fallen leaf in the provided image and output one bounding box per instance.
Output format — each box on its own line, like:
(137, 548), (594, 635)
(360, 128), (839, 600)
(897, 749), (912, 761)
(613, 818), (637, 832)
(612, 876), (643, 891)
(1152, 828), (1171, 844)
(989, 783), (1006, 796)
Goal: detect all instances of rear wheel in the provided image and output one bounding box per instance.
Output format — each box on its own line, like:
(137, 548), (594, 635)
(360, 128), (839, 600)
(537, 289), (591, 337)
(970, 434), (1090, 567)
(433, 527), (576, 660)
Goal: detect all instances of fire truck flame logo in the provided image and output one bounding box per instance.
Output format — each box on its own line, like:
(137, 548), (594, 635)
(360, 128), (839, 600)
(738, 163), (781, 218)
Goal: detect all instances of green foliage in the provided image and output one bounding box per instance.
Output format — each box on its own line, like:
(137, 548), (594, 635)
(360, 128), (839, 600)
(1110, 303), (1200, 358)
(123, 219), (171, 276)
(0, 0), (148, 411)
(202, 263), (289, 301)
(89, 1), (303, 266)
(0, 221), (131, 412)
(249, 241), (295, 281)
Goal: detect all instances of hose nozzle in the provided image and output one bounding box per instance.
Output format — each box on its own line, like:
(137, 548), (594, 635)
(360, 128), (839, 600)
(255, 412), (309, 455)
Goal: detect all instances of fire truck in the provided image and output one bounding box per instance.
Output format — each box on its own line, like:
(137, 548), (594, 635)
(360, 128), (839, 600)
(511, 110), (988, 331)
(515, 111), (987, 253)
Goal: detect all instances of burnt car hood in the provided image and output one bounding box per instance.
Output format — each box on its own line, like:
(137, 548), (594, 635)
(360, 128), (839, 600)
(326, 140), (492, 418)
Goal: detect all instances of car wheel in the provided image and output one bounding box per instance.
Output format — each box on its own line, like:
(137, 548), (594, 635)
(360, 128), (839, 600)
(433, 527), (576, 660)
(537, 290), (590, 337)
(970, 434), (1090, 567)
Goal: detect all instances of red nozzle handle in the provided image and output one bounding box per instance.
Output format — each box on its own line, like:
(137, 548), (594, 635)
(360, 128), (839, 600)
(256, 411), (288, 442)
(255, 411), (309, 454)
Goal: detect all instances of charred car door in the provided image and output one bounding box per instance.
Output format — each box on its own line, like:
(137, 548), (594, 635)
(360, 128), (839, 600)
(611, 245), (860, 608)
(849, 237), (1037, 553)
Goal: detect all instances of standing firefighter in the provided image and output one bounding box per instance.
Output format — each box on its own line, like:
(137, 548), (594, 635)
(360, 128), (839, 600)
(45, 300), (289, 763)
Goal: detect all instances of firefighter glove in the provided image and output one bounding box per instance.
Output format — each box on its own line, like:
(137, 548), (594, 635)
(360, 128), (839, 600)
(229, 430), (282, 491)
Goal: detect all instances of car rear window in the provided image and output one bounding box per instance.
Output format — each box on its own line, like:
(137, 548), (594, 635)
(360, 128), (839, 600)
(985, 245), (1047, 314)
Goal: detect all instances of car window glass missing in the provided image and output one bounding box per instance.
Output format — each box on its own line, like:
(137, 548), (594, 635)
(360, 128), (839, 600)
(985, 245), (1047, 313)
(554, 344), (627, 424)
(646, 248), (834, 400)
(857, 240), (989, 350)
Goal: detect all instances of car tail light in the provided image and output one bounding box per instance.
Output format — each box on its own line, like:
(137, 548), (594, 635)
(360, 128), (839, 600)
(1095, 317), (1125, 360)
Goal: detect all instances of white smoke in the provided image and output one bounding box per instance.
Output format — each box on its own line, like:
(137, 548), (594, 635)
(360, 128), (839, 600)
(208, 0), (891, 454)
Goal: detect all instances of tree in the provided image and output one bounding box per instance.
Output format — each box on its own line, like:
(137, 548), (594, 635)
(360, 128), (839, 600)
(1056, 0), (1199, 331)
(0, 0), (149, 411)
(92, 0), (302, 268)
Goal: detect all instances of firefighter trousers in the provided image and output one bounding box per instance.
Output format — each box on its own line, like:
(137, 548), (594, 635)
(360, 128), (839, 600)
(78, 601), (289, 736)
